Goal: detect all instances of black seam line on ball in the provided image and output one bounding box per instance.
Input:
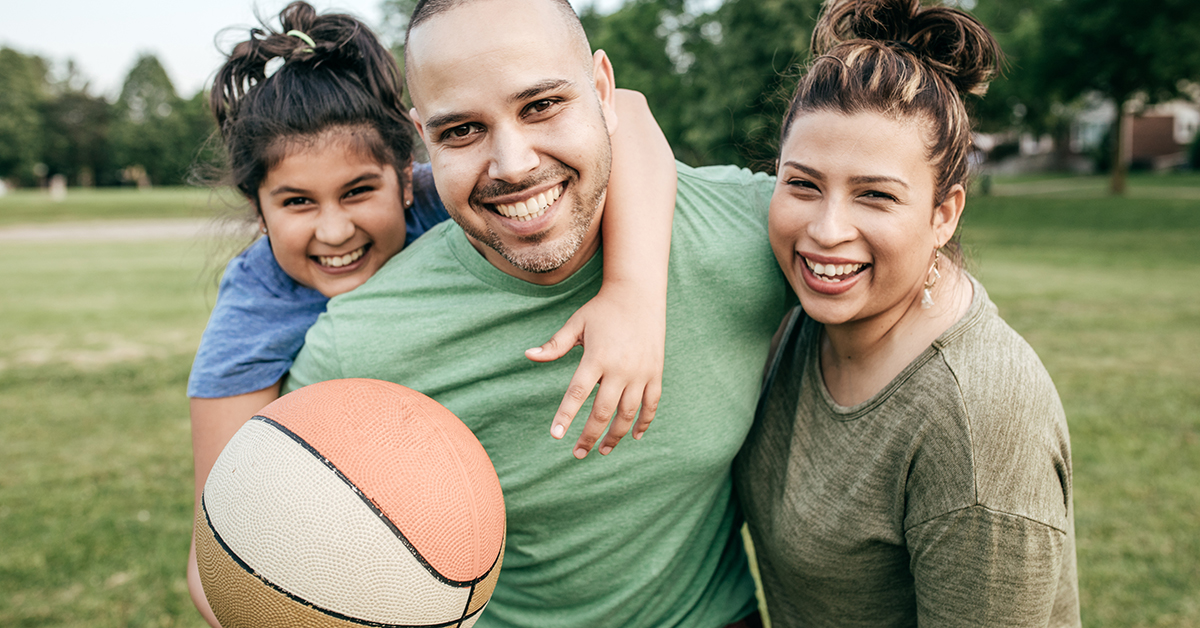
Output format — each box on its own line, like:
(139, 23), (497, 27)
(252, 415), (498, 588)
(203, 491), (490, 627)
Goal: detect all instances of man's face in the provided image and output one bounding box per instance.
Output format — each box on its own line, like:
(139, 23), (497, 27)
(406, 0), (618, 285)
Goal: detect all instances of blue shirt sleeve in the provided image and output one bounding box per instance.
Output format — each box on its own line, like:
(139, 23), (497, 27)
(406, 162), (449, 245)
(189, 163), (448, 399)
(187, 238), (329, 398)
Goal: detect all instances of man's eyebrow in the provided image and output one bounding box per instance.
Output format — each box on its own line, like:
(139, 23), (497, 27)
(511, 79), (572, 103)
(423, 112), (476, 135)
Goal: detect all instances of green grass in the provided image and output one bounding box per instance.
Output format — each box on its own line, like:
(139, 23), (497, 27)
(0, 187), (239, 226)
(1, 176), (1198, 626)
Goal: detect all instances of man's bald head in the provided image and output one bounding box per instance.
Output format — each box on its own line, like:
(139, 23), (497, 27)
(403, 0), (594, 84)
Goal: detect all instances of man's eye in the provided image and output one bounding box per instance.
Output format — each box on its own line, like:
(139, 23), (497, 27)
(443, 123), (482, 141)
(524, 99), (559, 117)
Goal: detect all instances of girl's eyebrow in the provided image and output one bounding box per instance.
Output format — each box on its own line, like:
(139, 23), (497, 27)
(268, 172), (384, 197)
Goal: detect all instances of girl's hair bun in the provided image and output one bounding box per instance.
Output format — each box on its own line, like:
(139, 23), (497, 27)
(813, 0), (1001, 96)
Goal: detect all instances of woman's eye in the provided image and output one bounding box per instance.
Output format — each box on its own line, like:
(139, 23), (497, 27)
(862, 190), (897, 202)
(786, 178), (818, 191)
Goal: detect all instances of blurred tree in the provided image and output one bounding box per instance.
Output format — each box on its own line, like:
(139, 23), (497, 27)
(1033, 0), (1200, 194)
(0, 47), (50, 186)
(41, 68), (114, 187)
(108, 54), (199, 186)
(585, 0), (820, 169)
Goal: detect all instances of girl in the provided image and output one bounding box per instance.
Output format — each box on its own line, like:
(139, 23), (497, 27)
(186, 2), (676, 625)
(734, 0), (1080, 625)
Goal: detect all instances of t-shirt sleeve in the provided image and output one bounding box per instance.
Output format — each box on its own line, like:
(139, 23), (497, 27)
(906, 505), (1068, 627)
(282, 313), (344, 394)
(187, 239), (329, 398)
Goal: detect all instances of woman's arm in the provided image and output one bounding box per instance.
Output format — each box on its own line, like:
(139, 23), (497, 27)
(526, 88), (676, 459)
(187, 384), (282, 627)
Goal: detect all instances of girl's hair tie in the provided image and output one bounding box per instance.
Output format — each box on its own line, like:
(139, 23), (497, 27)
(286, 29), (316, 53)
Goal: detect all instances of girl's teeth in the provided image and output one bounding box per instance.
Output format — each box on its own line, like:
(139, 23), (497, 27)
(319, 246), (365, 268)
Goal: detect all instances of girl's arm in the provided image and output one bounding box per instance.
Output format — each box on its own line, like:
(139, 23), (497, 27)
(526, 88), (675, 459)
(186, 384), (282, 627)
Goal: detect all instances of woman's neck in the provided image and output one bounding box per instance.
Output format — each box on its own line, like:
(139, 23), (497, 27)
(819, 267), (973, 407)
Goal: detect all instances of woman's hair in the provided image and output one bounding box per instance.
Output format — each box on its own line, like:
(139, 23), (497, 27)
(782, 0), (1001, 207)
(209, 1), (415, 211)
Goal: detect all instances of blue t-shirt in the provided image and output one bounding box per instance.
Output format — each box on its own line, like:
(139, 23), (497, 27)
(187, 162), (448, 398)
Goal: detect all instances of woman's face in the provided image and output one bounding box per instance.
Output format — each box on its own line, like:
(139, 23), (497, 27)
(769, 110), (962, 327)
(257, 132), (412, 298)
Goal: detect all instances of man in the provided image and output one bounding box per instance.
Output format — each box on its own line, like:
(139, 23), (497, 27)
(285, 0), (790, 625)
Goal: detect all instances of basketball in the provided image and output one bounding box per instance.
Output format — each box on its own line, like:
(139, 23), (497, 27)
(195, 378), (506, 628)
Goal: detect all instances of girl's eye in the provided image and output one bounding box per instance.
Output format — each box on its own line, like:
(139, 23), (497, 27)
(345, 186), (374, 199)
(281, 196), (312, 207)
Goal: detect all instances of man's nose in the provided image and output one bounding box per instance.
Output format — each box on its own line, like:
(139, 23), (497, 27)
(487, 124), (540, 183)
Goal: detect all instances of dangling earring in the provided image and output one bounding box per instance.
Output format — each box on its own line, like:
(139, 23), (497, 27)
(921, 249), (941, 310)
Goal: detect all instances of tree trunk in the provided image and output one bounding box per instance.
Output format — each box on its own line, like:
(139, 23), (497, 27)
(1110, 100), (1127, 196)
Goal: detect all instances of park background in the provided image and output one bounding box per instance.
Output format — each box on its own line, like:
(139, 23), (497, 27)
(2, 0), (1198, 626)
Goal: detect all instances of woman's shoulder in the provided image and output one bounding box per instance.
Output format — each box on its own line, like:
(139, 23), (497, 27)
(927, 277), (1071, 531)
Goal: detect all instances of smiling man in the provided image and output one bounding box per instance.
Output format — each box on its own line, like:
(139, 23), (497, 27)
(285, 0), (791, 626)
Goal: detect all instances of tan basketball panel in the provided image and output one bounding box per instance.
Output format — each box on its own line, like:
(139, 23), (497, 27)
(203, 418), (471, 625)
(466, 535), (505, 616)
(197, 507), (433, 628)
(259, 379), (505, 582)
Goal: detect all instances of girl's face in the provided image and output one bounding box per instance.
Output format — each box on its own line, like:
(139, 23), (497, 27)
(257, 132), (412, 298)
(769, 110), (963, 327)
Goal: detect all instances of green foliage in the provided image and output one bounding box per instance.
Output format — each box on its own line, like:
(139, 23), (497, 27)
(585, 0), (820, 168)
(0, 47), (50, 185)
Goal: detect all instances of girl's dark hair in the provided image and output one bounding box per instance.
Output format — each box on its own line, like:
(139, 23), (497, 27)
(210, 1), (414, 211)
(782, 0), (1001, 209)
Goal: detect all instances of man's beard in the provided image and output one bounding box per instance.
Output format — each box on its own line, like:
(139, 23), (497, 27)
(462, 150), (610, 275)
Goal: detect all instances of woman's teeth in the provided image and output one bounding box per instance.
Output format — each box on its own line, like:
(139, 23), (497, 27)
(806, 259), (865, 282)
(494, 184), (563, 222)
(318, 246), (366, 268)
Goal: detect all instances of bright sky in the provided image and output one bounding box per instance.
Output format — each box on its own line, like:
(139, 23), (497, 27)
(0, 0), (624, 100)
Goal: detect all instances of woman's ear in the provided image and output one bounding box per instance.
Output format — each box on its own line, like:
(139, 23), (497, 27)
(933, 183), (966, 247)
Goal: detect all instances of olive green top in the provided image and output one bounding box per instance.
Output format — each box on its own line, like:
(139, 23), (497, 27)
(735, 276), (1080, 627)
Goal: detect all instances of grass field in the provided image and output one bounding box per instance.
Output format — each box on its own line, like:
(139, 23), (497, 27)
(1, 174), (1198, 627)
(0, 187), (236, 227)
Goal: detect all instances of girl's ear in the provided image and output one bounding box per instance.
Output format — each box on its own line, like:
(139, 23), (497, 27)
(402, 161), (415, 208)
(257, 214), (267, 236)
(933, 183), (966, 247)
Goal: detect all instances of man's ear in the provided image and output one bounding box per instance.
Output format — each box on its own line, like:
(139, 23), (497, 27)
(410, 107), (428, 144)
(592, 50), (618, 136)
(933, 183), (966, 247)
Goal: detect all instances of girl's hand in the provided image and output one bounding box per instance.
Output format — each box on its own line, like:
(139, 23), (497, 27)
(526, 281), (665, 459)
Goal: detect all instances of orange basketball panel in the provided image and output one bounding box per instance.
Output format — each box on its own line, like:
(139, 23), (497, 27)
(255, 379), (505, 583)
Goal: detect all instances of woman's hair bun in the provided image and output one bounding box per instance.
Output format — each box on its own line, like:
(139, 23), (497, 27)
(813, 0), (1001, 96)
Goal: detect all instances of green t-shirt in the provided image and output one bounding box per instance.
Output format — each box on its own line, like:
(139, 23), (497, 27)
(286, 162), (790, 628)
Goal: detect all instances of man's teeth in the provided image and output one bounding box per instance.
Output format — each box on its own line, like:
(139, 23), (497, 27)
(494, 184), (563, 222)
(805, 259), (865, 282)
(318, 246), (366, 268)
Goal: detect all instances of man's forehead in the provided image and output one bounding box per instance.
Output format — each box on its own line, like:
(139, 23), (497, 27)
(405, 0), (592, 96)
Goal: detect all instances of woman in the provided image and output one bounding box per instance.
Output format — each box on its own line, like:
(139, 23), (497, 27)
(734, 0), (1080, 625)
